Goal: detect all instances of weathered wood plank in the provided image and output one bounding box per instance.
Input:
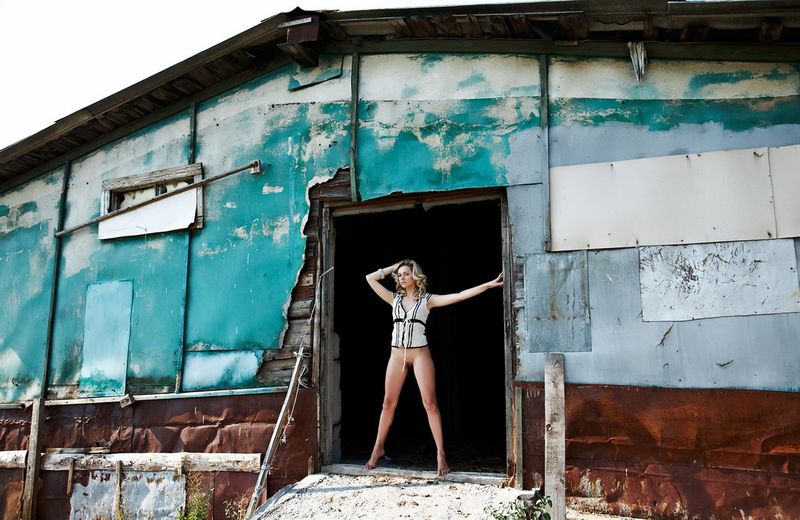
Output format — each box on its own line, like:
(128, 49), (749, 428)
(544, 353), (565, 520)
(322, 464), (508, 486)
(41, 452), (261, 472)
(0, 450), (26, 469)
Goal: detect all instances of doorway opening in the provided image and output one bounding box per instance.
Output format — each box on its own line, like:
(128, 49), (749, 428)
(333, 199), (506, 473)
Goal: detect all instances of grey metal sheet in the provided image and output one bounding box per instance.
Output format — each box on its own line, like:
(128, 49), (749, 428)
(524, 252), (591, 353)
(517, 247), (800, 392)
(639, 240), (800, 322)
(770, 144), (800, 239)
(70, 470), (185, 519)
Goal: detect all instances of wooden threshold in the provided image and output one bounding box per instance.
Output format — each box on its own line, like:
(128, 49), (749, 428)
(321, 463), (509, 487)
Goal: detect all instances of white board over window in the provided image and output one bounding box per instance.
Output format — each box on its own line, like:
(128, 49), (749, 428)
(770, 144), (800, 239)
(98, 188), (197, 239)
(639, 240), (800, 322)
(550, 147), (775, 251)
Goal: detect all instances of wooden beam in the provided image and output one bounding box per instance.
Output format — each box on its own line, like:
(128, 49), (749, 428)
(21, 400), (43, 520)
(544, 353), (565, 520)
(321, 464), (508, 486)
(41, 452), (260, 472)
(759, 18), (783, 43)
(0, 450), (27, 469)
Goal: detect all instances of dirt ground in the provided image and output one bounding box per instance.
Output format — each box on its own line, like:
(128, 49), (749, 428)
(253, 472), (635, 520)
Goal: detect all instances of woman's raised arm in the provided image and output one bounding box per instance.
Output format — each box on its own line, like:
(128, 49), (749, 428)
(428, 272), (503, 309)
(365, 262), (401, 305)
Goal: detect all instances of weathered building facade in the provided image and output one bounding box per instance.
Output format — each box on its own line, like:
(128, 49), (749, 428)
(1, 2), (799, 518)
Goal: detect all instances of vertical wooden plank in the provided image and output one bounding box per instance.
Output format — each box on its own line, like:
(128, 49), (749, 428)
(21, 399), (42, 520)
(544, 353), (565, 519)
(349, 52), (361, 202)
(514, 386), (524, 490)
(539, 54), (551, 251)
(501, 194), (516, 479)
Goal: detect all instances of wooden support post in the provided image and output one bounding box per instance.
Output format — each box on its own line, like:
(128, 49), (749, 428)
(544, 353), (565, 520)
(21, 399), (43, 520)
(514, 386), (524, 489)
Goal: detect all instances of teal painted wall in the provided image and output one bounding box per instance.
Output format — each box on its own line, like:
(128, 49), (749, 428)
(356, 53), (544, 200)
(49, 112), (192, 397)
(183, 59), (351, 390)
(3, 53), (799, 402)
(0, 168), (63, 401)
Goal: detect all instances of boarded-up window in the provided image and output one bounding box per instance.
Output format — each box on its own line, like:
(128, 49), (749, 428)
(99, 163), (203, 240)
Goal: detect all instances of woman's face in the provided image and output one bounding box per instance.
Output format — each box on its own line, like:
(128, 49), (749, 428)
(397, 265), (413, 291)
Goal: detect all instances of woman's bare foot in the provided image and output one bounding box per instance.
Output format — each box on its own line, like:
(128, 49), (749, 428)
(365, 449), (385, 470)
(437, 453), (450, 476)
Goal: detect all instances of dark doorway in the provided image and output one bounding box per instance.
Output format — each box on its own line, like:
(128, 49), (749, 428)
(334, 199), (505, 473)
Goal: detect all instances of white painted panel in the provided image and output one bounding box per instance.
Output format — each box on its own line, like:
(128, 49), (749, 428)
(550, 58), (799, 100)
(640, 240), (800, 321)
(98, 188), (197, 239)
(550, 147), (775, 251)
(360, 54), (540, 101)
(770, 144), (800, 239)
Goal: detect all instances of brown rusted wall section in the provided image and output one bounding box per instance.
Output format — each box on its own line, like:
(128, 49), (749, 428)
(0, 390), (317, 519)
(520, 383), (800, 519)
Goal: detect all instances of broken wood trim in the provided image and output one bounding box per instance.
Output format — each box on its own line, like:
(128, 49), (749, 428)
(328, 189), (503, 216)
(100, 163), (202, 192)
(55, 160), (261, 237)
(348, 51), (361, 202)
(544, 353), (566, 519)
(39, 452), (260, 473)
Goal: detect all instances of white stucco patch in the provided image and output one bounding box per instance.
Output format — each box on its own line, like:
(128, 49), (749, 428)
(261, 185), (284, 195)
(360, 54), (540, 101)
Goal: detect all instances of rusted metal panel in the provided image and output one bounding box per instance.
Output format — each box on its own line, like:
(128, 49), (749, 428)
(0, 469), (23, 520)
(0, 408), (31, 450)
(771, 143), (800, 239)
(519, 382), (800, 518)
(640, 239), (800, 321)
(550, 147), (775, 251)
(524, 252), (590, 353)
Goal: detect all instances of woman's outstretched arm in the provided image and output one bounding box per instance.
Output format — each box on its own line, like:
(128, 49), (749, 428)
(428, 272), (504, 309)
(365, 262), (401, 305)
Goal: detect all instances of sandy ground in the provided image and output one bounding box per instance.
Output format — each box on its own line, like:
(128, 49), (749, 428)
(253, 472), (637, 520)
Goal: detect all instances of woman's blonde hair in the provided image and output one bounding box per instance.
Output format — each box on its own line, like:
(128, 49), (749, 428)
(394, 259), (427, 299)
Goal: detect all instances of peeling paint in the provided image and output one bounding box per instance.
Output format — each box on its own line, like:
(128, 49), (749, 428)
(550, 58), (800, 100)
(360, 53), (540, 101)
(181, 350), (264, 391)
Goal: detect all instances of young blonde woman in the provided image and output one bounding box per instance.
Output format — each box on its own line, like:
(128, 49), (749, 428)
(365, 259), (503, 476)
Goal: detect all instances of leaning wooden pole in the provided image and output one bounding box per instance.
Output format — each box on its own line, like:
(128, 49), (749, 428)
(246, 345), (306, 517)
(544, 353), (566, 520)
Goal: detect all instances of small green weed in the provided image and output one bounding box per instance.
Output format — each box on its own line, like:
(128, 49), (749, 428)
(484, 495), (552, 520)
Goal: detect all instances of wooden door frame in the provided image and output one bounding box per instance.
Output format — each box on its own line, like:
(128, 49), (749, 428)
(317, 188), (517, 480)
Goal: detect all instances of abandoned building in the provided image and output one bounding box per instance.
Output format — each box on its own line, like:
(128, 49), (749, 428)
(1, 1), (799, 518)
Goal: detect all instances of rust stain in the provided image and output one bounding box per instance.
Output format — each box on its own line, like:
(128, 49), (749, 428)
(517, 382), (800, 518)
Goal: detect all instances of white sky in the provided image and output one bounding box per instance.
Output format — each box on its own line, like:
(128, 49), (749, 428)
(0, 0), (515, 150)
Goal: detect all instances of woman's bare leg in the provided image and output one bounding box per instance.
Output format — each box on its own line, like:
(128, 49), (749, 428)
(366, 349), (407, 469)
(412, 349), (449, 476)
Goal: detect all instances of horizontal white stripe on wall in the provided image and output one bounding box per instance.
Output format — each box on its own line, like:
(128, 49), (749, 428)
(771, 144), (800, 239)
(550, 147), (776, 251)
(640, 240), (800, 322)
(549, 58), (799, 100)
(359, 54), (540, 101)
